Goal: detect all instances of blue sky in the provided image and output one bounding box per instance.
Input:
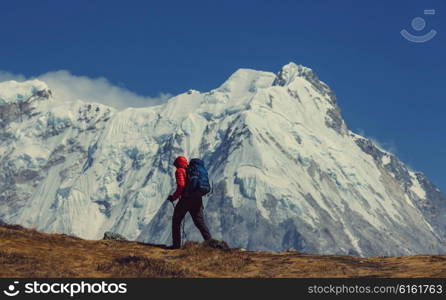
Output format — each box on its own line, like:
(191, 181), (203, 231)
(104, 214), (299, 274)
(1, 0), (445, 191)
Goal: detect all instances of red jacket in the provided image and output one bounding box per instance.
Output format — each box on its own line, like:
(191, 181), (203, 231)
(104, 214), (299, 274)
(170, 156), (188, 200)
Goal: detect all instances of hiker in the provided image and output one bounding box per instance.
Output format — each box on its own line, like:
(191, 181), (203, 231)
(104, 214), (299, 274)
(167, 156), (212, 249)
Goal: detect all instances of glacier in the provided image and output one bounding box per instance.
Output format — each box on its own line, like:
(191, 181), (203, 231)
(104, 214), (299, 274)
(1, 62), (445, 256)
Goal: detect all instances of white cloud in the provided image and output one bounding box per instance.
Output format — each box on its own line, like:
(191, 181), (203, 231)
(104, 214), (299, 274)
(0, 70), (172, 110)
(369, 137), (398, 155)
(356, 128), (398, 155)
(0, 71), (26, 82)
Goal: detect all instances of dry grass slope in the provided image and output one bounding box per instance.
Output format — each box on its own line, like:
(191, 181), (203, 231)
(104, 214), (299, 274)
(1, 224), (446, 278)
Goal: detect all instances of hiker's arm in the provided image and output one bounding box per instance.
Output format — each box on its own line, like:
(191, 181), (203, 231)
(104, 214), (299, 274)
(169, 169), (186, 200)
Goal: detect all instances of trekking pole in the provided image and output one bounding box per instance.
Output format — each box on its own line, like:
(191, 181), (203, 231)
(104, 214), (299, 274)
(168, 197), (175, 247)
(181, 217), (187, 246)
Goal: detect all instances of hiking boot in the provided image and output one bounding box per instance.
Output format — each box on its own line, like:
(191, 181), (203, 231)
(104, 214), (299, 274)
(204, 239), (230, 250)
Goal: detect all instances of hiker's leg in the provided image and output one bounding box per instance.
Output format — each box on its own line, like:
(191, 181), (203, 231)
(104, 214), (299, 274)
(190, 199), (212, 241)
(172, 200), (188, 248)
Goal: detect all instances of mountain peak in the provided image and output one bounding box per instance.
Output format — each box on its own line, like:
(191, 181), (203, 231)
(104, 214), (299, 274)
(215, 68), (275, 95)
(273, 62), (316, 87)
(0, 79), (51, 106)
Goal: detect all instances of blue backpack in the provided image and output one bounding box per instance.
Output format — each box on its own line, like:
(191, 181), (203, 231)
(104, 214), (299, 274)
(186, 158), (211, 196)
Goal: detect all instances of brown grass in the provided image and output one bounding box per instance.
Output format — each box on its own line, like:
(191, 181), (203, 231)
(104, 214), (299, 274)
(1, 224), (446, 278)
(97, 256), (194, 277)
(175, 241), (253, 274)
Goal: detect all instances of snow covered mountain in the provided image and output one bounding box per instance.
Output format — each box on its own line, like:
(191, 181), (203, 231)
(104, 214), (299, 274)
(1, 63), (445, 256)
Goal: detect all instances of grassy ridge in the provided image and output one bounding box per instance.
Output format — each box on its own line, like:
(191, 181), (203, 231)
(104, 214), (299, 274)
(1, 224), (446, 278)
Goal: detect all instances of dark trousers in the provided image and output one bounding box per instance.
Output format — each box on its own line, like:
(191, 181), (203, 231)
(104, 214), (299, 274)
(172, 196), (212, 248)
